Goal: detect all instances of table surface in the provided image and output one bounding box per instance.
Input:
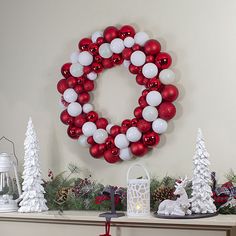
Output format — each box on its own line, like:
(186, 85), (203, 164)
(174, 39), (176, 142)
(0, 211), (236, 227)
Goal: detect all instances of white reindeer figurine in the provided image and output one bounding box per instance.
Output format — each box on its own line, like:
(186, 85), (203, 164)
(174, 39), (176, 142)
(157, 177), (191, 216)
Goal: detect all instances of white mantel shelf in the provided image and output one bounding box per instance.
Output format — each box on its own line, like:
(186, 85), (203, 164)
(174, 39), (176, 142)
(0, 211), (236, 236)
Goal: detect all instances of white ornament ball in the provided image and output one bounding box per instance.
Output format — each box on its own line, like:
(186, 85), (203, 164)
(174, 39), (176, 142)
(142, 63), (158, 78)
(82, 122), (97, 137)
(106, 124), (114, 134)
(134, 32), (149, 46)
(130, 51), (146, 66)
(126, 127), (142, 142)
(91, 31), (103, 43)
(67, 102), (82, 117)
(123, 60), (130, 68)
(152, 118), (168, 134)
(63, 88), (78, 103)
(87, 72), (97, 81)
(142, 106), (158, 122)
(124, 37), (135, 48)
(70, 51), (79, 63)
(78, 135), (90, 147)
(146, 91), (162, 106)
(93, 129), (108, 144)
(78, 51), (93, 66)
(120, 148), (133, 161)
(114, 134), (130, 149)
(99, 43), (113, 58)
(70, 63), (83, 77)
(159, 69), (176, 85)
(110, 38), (125, 54)
(82, 103), (93, 113)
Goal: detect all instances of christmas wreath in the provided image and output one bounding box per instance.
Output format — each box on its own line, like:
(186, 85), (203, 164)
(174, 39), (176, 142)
(57, 25), (179, 164)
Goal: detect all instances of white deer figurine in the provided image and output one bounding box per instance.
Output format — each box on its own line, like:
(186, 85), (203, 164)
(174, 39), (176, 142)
(157, 177), (191, 216)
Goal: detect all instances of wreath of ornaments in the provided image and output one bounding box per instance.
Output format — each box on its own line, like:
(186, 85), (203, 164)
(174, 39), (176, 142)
(57, 25), (179, 164)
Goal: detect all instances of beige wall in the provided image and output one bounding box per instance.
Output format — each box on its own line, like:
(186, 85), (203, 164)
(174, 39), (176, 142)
(0, 0), (236, 185)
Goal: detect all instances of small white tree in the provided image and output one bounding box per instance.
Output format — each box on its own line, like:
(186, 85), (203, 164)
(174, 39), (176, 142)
(191, 128), (216, 214)
(18, 117), (48, 213)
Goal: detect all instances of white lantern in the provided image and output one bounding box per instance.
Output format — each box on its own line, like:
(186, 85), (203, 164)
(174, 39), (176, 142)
(0, 137), (21, 212)
(127, 164), (150, 217)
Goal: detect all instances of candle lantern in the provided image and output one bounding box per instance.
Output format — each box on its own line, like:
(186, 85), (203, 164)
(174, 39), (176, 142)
(0, 137), (21, 212)
(127, 164), (150, 217)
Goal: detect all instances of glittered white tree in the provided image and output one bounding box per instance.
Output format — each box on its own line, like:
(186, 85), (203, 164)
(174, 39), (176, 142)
(18, 117), (48, 213)
(190, 128), (216, 214)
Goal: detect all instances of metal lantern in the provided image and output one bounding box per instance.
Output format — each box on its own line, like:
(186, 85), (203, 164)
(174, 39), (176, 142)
(127, 164), (150, 217)
(0, 137), (21, 212)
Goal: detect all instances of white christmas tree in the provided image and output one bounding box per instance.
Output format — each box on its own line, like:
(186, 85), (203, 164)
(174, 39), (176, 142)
(190, 128), (216, 214)
(18, 117), (48, 213)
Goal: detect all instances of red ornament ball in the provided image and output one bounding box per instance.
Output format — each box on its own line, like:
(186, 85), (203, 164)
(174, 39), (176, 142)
(102, 58), (114, 69)
(60, 110), (74, 125)
(105, 136), (115, 149)
(104, 148), (120, 163)
(78, 92), (90, 104)
(78, 38), (92, 51)
(86, 111), (98, 122)
(104, 26), (119, 42)
(92, 62), (103, 73)
(96, 118), (108, 129)
(90, 144), (106, 158)
(74, 114), (86, 128)
(144, 39), (161, 55)
(67, 126), (82, 139)
(147, 78), (161, 91)
(122, 119), (132, 128)
(57, 79), (68, 94)
(67, 76), (77, 88)
(120, 126), (128, 134)
(158, 102), (176, 120)
(138, 96), (148, 108)
(155, 52), (172, 70)
(88, 43), (99, 55)
(61, 63), (72, 79)
(87, 136), (95, 145)
(161, 85), (179, 102)
(134, 106), (143, 119)
(129, 64), (141, 74)
(142, 131), (160, 146)
(83, 80), (94, 92)
(119, 25), (135, 39)
(130, 142), (148, 156)
(137, 119), (151, 133)
(74, 84), (84, 94)
(110, 125), (121, 137)
(112, 54), (124, 65)
(122, 48), (133, 60)
(136, 74), (145, 85)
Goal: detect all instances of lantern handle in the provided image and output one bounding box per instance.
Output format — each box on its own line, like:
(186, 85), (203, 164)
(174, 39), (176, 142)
(0, 136), (18, 165)
(127, 163), (150, 182)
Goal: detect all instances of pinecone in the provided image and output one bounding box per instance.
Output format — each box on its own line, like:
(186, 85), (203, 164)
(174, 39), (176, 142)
(152, 187), (175, 203)
(55, 187), (73, 204)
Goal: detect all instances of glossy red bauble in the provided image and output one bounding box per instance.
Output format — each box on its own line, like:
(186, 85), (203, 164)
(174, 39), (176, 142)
(67, 76), (77, 88)
(88, 43), (99, 55)
(122, 48), (133, 60)
(83, 80), (94, 92)
(102, 58), (114, 69)
(161, 85), (179, 102)
(61, 63), (72, 79)
(142, 131), (160, 146)
(67, 126), (82, 139)
(57, 79), (68, 94)
(60, 110), (74, 125)
(137, 119), (151, 133)
(92, 62), (103, 73)
(74, 84), (84, 94)
(112, 54), (124, 65)
(87, 136), (95, 145)
(78, 92), (90, 104)
(78, 38), (92, 51)
(104, 26), (119, 42)
(119, 25), (135, 39)
(104, 148), (120, 163)
(134, 107), (143, 119)
(144, 39), (161, 55)
(105, 136), (115, 149)
(130, 142), (148, 157)
(138, 96), (148, 108)
(122, 119), (132, 128)
(155, 52), (172, 70)
(86, 111), (98, 122)
(96, 118), (108, 129)
(158, 102), (176, 120)
(74, 115), (86, 128)
(129, 64), (141, 74)
(110, 125), (121, 137)
(147, 78), (161, 91)
(90, 144), (106, 158)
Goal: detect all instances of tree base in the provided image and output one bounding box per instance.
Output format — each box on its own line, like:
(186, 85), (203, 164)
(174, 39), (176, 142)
(154, 212), (218, 219)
